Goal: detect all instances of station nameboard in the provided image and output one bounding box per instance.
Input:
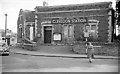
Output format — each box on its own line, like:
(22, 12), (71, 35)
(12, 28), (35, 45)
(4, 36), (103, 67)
(51, 17), (87, 24)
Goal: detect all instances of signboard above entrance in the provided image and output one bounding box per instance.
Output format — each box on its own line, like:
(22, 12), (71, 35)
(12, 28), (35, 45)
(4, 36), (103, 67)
(51, 17), (87, 24)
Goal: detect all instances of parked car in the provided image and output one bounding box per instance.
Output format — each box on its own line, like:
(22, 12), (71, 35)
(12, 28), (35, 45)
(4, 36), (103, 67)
(0, 42), (10, 56)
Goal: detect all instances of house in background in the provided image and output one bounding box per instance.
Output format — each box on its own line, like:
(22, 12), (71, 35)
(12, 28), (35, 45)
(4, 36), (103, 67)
(17, 2), (115, 46)
(0, 29), (17, 46)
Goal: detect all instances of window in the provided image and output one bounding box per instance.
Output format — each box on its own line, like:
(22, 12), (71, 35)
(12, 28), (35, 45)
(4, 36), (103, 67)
(85, 25), (90, 33)
(68, 25), (74, 37)
(84, 21), (98, 39)
(20, 28), (22, 38)
(19, 24), (22, 38)
(89, 23), (98, 38)
(63, 25), (74, 38)
(64, 25), (68, 38)
(91, 25), (96, 30)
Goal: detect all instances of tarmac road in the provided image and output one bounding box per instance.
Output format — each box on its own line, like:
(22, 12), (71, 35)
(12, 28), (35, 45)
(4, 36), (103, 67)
(1, 52), (118, 72)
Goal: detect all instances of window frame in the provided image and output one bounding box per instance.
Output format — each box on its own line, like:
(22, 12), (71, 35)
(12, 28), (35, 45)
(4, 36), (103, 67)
(84, 19), (99, 38)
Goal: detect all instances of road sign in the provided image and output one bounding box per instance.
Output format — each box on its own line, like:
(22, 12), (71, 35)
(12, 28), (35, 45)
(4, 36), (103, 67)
(84, 32), (89, 37)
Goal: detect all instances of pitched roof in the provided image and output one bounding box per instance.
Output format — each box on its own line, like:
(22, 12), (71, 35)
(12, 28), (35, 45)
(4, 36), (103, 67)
(35, 1), (112, 12)
(18, 9), (35, 22)
(23, 10), (35, 22)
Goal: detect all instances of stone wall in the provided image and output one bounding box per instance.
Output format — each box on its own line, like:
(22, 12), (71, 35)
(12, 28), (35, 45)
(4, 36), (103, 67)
(72, 42), (118, 56)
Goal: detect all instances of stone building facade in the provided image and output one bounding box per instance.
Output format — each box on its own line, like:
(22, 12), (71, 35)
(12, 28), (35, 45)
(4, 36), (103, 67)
(17, 2), (115, 45)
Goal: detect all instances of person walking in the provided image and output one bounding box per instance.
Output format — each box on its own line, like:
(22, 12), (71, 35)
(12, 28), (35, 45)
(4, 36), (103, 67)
(86, 42), (94, 63)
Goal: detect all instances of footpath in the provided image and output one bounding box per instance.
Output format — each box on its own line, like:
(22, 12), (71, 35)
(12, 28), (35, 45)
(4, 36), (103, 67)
(9, 46), (118, 59)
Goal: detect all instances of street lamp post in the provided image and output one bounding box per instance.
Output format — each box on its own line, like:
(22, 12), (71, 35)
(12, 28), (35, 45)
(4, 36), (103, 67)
(5, 13), (7, 42)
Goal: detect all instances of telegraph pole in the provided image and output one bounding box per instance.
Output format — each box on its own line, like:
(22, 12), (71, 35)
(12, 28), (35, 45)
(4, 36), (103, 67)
(5, 13), (7, 42)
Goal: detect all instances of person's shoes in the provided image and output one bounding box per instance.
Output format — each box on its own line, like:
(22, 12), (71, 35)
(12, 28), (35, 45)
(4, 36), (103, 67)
(92, 54), (94, 58)
(89, 60), (92, 63)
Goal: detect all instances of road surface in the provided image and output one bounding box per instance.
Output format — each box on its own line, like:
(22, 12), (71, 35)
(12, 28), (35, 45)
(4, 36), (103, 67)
(1, 52), (118, 72)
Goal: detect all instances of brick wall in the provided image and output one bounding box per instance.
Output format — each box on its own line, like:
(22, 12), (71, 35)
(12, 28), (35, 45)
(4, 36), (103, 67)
(37, 9), (110, 43)
(35, 2), (114, 44)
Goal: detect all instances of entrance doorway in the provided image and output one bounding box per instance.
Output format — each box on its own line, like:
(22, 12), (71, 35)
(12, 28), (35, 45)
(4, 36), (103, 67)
(44, 26), (52, 43)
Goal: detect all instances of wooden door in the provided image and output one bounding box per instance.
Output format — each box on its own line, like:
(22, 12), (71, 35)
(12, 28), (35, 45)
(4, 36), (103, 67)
(44, 26), (52, 43)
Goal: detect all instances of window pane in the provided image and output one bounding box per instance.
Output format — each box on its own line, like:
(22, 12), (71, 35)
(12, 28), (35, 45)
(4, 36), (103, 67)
(85, 25), (90, 32)
(91, 25), (96, 30)
(64, 25), (68, 38)
(91, 25), (97, 38)
(69, 25), (74, 37)
(20, 28), (22, 38)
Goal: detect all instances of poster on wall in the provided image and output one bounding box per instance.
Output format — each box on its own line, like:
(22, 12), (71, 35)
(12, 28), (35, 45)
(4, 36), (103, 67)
(53, 33), (61, 41)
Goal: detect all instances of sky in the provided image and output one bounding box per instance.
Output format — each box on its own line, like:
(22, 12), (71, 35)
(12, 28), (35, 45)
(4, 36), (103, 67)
(0, 0), (116, 33)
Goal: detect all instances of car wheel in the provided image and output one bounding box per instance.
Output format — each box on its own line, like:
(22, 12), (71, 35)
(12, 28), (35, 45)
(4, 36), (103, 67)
(2, 54), (9, 56)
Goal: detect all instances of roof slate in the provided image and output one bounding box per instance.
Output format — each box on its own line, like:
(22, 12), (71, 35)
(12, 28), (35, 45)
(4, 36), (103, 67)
(23, 10), (35, 22)
(35, 2), (112, 12)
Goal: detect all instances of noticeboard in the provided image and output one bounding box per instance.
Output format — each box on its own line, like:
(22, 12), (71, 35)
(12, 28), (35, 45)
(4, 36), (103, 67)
(53, 33), (61, 41)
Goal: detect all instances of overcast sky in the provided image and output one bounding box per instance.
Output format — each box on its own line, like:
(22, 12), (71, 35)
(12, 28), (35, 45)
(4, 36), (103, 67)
(0, 0), (116, 33)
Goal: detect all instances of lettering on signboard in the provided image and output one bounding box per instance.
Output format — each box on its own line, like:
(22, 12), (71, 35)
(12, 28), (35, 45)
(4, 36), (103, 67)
(51, 17), (87, 24)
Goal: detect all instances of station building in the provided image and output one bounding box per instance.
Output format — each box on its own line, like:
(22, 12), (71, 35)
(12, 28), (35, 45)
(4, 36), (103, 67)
(17, 2), (115, 45)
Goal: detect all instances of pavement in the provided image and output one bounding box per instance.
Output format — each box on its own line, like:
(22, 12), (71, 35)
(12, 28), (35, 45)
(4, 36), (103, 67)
(9, 46), (119, 59)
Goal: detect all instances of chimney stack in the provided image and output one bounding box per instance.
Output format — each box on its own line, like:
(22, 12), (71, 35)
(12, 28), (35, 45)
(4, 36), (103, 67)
(43, 1), (48, 7)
